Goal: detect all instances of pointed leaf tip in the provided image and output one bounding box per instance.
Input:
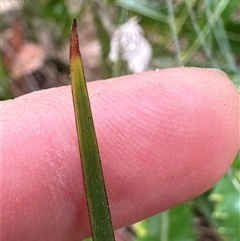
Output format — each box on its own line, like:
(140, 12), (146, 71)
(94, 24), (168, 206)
(70, 19), (81, 60)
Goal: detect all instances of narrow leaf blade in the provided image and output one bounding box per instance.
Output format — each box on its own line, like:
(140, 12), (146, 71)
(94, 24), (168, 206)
(70, 19), (115, 241)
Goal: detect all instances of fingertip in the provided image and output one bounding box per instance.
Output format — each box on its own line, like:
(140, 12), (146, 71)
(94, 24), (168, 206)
(2, 67), (239, 241)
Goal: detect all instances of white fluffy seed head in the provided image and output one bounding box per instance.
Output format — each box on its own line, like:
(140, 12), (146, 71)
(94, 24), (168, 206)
(109, 16), (152, 73)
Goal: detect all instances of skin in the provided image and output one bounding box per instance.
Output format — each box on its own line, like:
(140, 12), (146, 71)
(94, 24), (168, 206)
(1, 67), (239, 241)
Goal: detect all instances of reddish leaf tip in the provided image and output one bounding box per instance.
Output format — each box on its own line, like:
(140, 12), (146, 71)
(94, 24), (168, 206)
(70, 19), (81, 60)
(72, 18), (77, 29)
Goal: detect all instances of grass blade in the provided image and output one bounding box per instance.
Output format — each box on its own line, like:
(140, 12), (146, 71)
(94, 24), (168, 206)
(70, 19), (115, 241)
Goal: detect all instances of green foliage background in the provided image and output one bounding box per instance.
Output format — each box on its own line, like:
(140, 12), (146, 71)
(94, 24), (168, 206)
(1, 0), (239, 240)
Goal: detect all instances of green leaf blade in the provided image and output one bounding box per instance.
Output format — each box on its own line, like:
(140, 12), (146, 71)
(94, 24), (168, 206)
(70, 19), (115, 241)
